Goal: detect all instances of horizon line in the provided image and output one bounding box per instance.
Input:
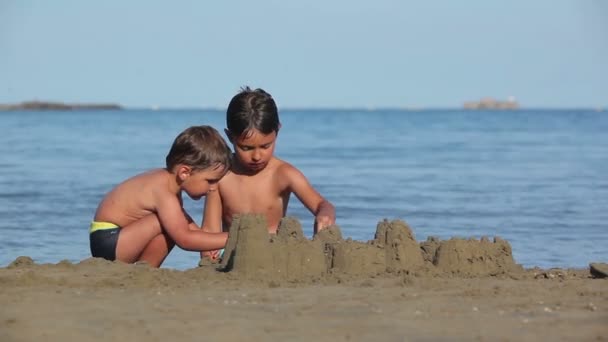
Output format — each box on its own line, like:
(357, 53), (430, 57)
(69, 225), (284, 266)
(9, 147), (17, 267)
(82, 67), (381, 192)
(1, 106), (606, 112)
(126, 105), (607, 111)
(1, 100), (606, 112)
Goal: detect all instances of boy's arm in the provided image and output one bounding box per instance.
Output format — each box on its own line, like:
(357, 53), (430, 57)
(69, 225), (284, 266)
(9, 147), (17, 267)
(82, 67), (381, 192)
(282, 164), (336, 233)
(202, 188), (223, 233)
(155, 193), (227, 251)
(201, 187), (224, 259)
(313, 200), (336, 234)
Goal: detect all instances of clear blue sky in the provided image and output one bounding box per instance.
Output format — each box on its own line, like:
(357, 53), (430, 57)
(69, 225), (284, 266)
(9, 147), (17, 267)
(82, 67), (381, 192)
(1, 0), (606, 108)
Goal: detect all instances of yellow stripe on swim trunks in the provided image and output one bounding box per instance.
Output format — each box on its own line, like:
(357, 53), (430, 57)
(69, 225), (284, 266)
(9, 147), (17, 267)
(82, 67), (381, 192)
(90, 221), (119, 233)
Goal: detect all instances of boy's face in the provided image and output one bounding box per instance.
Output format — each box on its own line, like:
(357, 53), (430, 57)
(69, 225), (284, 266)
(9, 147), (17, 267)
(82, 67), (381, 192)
(227, 128), (277, 174)
(180, 166), (226, 200)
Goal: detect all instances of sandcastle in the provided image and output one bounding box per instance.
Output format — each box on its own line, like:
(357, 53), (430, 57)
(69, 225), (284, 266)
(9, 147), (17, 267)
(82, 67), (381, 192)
(213, 214), (521, 281)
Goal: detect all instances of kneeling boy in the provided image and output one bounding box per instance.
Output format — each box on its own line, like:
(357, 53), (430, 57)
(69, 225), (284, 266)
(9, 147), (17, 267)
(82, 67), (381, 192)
(90, 125), (231, 267)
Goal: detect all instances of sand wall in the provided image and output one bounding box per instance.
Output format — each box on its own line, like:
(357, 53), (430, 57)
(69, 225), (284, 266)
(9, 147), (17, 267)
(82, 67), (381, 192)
(217, 215), (522, 282)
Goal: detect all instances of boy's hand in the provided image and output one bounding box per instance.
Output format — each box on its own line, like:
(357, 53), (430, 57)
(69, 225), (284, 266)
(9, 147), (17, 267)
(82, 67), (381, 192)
(201, 250), (221, 260)
(315, 214), (335, 231)
(315, 201), (336, 232)
(315, 201), (336, 230)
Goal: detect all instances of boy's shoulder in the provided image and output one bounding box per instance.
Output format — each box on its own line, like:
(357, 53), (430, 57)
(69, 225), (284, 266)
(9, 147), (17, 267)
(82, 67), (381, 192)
(273, 158), (308, 183)
(129, 168), (168, 183)
(122, 169), (174, 195)
(263, 157), (292, 173)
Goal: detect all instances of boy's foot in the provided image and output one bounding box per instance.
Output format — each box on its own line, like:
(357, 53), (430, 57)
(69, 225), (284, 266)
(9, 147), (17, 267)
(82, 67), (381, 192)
(589, 262), (608, 278)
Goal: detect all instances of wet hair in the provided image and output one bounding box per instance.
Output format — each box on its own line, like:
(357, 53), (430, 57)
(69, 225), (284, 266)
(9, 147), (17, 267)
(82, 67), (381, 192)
(165, 125), (232, 172)
(226, 86), (280, 138)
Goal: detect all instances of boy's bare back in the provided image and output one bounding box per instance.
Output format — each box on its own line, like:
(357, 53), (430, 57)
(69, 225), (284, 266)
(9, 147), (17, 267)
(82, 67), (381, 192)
(94, 169), (179, 228)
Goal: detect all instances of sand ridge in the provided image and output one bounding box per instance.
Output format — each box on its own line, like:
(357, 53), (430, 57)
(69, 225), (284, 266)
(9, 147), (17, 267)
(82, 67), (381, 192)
(216, 214), (522, 282)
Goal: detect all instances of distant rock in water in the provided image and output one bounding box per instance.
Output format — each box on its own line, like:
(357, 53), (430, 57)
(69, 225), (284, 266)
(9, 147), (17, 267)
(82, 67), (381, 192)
(0, 101), (122, 111)
(463, 97), (519, 110)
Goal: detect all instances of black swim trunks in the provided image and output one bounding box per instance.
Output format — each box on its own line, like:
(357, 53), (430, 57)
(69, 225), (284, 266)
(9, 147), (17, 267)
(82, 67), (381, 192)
(89, 221), (121, 261)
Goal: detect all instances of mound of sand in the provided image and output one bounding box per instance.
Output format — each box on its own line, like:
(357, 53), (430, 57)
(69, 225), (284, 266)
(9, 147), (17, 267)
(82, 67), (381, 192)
(218, 215), (327, 281)
(215, 215), (522, 282)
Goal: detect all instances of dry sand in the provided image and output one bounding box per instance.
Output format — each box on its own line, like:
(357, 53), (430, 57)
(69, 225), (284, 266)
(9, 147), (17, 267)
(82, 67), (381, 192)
(1, 215), (606, 341)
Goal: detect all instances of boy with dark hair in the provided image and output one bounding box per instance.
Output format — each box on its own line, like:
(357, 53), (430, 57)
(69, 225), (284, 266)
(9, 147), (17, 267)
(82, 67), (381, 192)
(202, 87), (336, 259)
(90, 125), (231, 267)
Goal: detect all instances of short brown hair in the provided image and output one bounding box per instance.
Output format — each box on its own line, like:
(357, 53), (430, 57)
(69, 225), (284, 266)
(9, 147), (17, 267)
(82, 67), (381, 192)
(165, 125), (231, 172)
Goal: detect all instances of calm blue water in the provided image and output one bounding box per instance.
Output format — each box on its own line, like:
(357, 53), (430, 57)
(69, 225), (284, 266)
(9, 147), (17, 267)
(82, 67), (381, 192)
(1, 109), (606, 270)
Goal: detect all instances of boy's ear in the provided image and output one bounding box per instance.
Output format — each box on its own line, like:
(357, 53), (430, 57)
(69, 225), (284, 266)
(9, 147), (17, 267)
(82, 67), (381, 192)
(224, 128), (234, 143)
(177, 165), (192, 181)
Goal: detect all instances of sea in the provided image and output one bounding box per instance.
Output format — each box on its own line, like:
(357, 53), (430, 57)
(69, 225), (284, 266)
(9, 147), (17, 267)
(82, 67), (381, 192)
(1, 108), (606, 270)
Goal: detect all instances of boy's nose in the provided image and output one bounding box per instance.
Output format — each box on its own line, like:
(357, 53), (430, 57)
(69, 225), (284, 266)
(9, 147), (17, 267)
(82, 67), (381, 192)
(252, 150), (261, 161)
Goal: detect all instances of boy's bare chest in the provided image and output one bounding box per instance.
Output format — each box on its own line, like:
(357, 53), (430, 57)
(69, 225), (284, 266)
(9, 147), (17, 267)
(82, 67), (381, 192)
(219, 173), (288, 214)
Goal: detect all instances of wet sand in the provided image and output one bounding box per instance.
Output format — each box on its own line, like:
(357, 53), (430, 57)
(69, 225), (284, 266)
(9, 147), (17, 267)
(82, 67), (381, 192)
(1, 215), (606, 341)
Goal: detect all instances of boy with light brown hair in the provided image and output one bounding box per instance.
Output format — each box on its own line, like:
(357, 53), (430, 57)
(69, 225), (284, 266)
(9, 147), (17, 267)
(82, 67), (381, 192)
(90, 125), (231, 267)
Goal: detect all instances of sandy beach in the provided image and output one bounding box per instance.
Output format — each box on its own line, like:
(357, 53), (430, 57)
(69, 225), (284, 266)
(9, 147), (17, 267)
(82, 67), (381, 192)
(2, 216), (606, 341)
